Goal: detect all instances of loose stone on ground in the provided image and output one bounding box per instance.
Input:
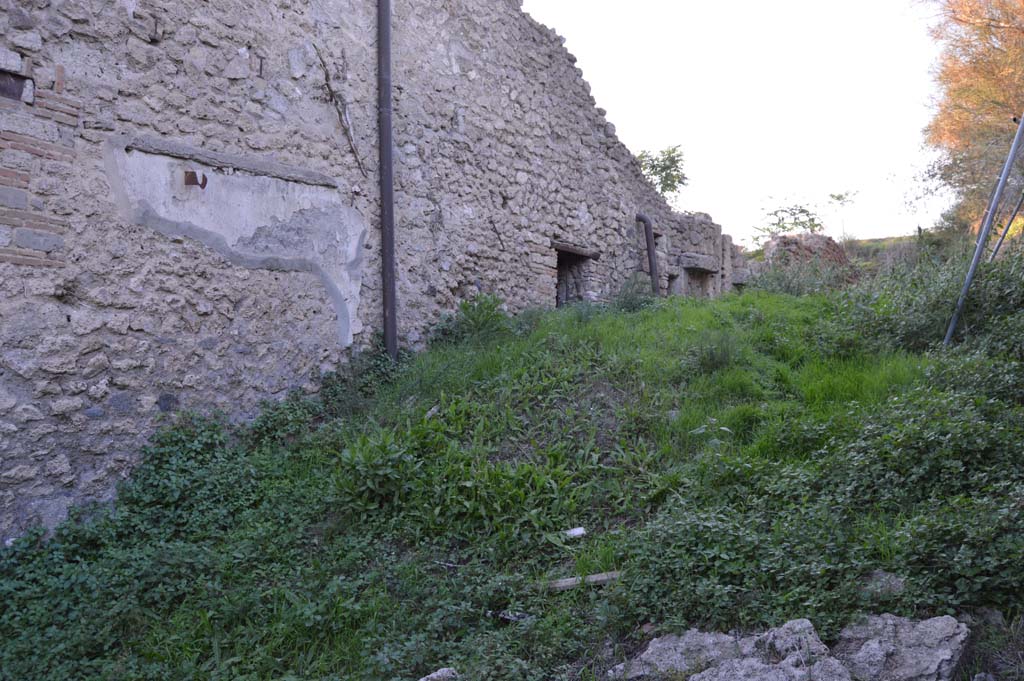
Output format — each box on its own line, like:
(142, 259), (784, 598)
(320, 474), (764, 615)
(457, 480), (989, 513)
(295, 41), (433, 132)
(608, 615), (969, 681)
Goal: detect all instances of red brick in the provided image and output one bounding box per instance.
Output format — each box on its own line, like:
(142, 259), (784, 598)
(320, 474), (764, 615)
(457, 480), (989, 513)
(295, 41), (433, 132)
(32, 108), (80, 128)
(54, 65), (65, 94)
(34, 93), (81, 115)
(35, 100), (81, 119)
(34, 91), (82, 110)
(0, 168), (30, 189)
(0, 246), (65, 267)
(0, 208), (68, 232)
(21, 218), (67, 234)
(0, 133), (75, 161)
(7, 142), (73, 161)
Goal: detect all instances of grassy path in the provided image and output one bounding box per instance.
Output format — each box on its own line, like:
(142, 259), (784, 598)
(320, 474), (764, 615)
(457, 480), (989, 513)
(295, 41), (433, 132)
(2, 292), (1022, 680)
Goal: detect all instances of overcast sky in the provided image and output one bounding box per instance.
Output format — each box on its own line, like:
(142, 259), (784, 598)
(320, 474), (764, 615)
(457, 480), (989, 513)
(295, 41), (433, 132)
(520, 0), (952, 247)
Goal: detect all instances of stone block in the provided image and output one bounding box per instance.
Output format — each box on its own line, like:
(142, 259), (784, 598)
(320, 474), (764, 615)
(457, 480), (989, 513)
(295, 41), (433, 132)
(0, 387), (17, 412)
(0, 47), (23, 73)
(10, 32), (43, 52)
(679, 251), (720, 273)
(13, 227), (64, 253)
(0, 111), (60, 143)
(108, 392), (136, 414)
(9, 7), (38, 30)
(223, 50), (251, 79)
(288, 46), (310, 79)
(1, 465), (38, 483)
(12, 404), (44, 422)
(70, 311), (105, 336)
(0, 225), (11, 246)
(50, 397), (85, 415)
(0, 187), (28, 210)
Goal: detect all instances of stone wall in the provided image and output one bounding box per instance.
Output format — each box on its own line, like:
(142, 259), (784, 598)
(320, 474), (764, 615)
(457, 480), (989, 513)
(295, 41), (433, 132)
(0, 0), (746, 541)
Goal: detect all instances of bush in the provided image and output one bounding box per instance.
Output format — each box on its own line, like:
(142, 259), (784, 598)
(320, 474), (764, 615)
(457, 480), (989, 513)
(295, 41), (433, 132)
(828, 247), (1024, 354)
(829, 254), (965, 352)
(751, 258), (856, 296)
(335, 428), (421, 516)
(319, 339), (407, 417)
(685, 328), (739, 374)
(925, 350), (1024, 405)
(430, 294), (510, 345)
(819, 387), (1024, 511)
(612, 273), (656, 312)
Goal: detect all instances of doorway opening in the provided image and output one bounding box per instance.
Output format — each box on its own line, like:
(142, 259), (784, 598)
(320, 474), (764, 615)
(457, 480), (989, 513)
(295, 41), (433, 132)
(556, 250), (588, 307)
(553, 241), (599, 308)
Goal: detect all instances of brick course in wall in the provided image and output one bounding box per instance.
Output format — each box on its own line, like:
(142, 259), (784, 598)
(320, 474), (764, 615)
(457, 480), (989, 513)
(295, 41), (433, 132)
(0, 66), (77, 272)
(0, 0), (748, 542)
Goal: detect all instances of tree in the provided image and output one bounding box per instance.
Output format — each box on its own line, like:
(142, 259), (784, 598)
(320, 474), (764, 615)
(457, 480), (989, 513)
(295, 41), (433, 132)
(755, 203), (824, 244)
(638, 145), (688, 197)
(926, 0), (1024, 227)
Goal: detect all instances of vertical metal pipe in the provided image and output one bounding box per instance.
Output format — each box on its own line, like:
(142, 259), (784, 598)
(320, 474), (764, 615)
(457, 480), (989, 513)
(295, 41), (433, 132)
(378, 0), (398, 360)
(944, 113), (1024, 346)
(636, 213), (659, 295)
(989, 189), (1024, 263)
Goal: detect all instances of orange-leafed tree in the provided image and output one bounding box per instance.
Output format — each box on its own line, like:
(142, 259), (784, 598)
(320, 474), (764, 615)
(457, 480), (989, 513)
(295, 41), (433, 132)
(927, 0), (1024, 228)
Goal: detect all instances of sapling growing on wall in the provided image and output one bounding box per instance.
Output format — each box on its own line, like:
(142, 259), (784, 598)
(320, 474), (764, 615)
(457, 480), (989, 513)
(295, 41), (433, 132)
(638, 145), (688, 199)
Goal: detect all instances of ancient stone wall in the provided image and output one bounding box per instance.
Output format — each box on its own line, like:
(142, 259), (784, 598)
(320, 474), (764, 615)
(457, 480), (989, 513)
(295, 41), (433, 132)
(0, 0), (745, 541)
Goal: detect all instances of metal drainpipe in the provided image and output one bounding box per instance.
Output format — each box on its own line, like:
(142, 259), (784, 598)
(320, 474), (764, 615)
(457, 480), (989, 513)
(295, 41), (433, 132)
(378, 0), (398, 360)
(636, 213), (659, 295)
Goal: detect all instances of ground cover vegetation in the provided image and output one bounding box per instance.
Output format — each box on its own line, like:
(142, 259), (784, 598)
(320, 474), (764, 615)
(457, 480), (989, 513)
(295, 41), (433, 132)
(2, 244), (1023, 680)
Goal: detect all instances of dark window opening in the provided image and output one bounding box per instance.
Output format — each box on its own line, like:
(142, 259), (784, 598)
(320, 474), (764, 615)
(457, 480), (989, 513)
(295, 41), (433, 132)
(0, 71), (28, 102)
(556, 250), (589, 307)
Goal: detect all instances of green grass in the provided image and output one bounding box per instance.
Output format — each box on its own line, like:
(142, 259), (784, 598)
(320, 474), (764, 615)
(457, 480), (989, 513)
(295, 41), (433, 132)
(2, 291), (1023, 680)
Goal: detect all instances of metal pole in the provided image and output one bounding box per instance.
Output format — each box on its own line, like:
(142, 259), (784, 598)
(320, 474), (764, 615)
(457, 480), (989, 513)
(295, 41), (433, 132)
(636, 214), (660, 295)
(944, 113), (1024, 346)
(989, 189), (1024, 263)
(378, 0), (398, 360)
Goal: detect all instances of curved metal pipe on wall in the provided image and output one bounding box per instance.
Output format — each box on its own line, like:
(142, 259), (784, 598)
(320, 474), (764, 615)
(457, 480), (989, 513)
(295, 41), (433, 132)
(636, 213), (659, 296)
(378, 0), (398, 359)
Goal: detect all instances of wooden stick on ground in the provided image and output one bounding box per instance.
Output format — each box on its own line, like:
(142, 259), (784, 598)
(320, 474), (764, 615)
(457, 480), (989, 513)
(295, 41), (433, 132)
(547, 571), (621, 592)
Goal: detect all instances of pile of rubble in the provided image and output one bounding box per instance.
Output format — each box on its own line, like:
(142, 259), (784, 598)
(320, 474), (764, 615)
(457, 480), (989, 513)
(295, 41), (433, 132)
(608, 615), (969, 681)
(419, 613), (977, 681)
(763, 233), (851, 267)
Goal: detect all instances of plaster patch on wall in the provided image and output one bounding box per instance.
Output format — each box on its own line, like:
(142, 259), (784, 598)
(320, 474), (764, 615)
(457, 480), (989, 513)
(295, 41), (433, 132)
(104, 136), (366, 345)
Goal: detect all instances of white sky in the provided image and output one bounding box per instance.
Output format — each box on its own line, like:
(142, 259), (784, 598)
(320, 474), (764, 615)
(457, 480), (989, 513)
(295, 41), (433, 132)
(521, 0), (953, 247)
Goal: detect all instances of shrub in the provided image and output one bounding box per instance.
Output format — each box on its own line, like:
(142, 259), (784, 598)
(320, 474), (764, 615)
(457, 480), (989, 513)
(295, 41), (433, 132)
(750, 258), (855, 296)
(829, 247), (1024, 354)
(819, 387), (1024, 511)
(925, 350), (1024, 405)
(319, 339), (407, 417)
(430, 294), (510, 345)
(612, 273), (656, 312)
(335, 428), (421, 516)
(685, 328), (739, 374)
